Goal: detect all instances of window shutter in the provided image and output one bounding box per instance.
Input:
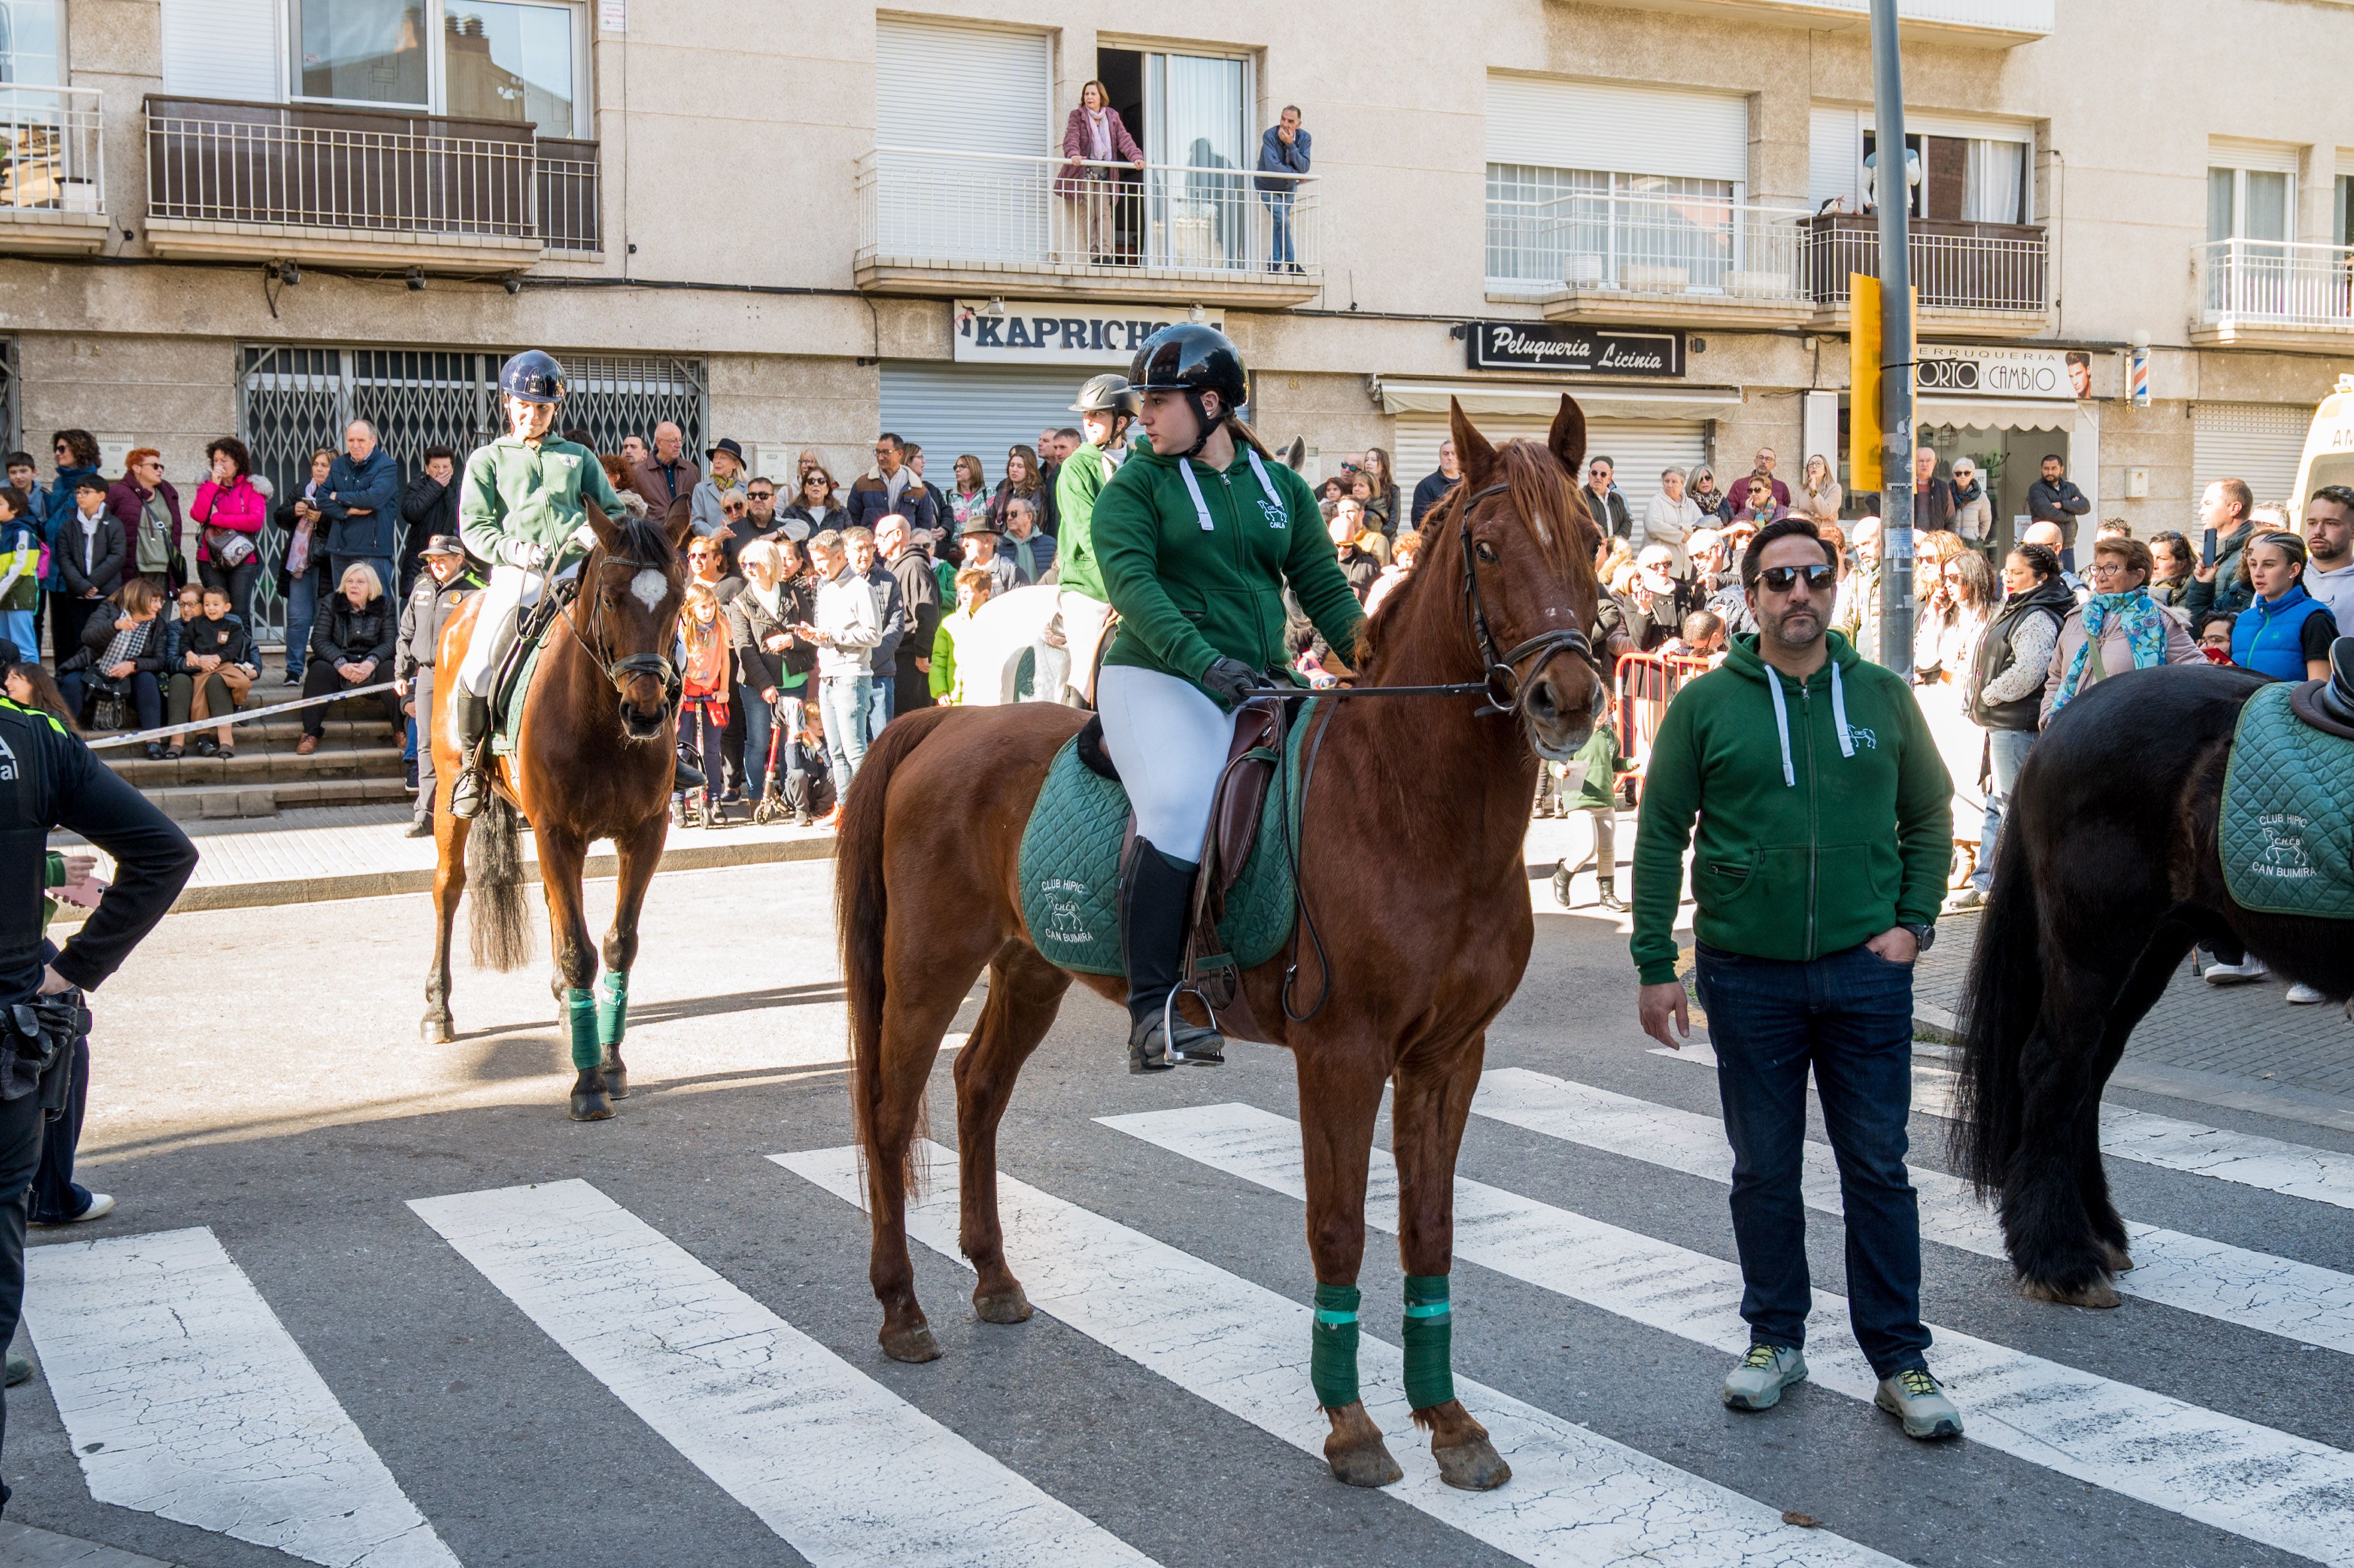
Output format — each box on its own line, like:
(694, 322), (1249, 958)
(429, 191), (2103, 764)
(876, 19), (1050, 159)
(1809, 107), (1860, 212)
(1486, 75), (1747, 187)
(879, 363), (1090, 491)
(1390, 415), (1707, 509)
(2192, 403), (2312, 516)
(160, 0), (282, 104)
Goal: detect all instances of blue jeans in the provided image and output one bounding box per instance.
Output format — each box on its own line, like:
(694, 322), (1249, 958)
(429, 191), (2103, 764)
(819, 674), (873, 805)
(1694, 941), (1930, 1378)
(283, 567), (323, 680)
(1262, 192), (1295, 267)
(1971, 726), (2036, 893)
(864, 673), (894, 739)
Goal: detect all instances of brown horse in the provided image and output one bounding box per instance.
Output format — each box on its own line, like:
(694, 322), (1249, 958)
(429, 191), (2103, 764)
(835, 398), (1604, 1490)
(422, 497), (692, 1122)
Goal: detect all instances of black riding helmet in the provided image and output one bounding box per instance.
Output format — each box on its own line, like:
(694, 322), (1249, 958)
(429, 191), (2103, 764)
(1129, 324), (1247, 460)
(499, 349), (566, 405)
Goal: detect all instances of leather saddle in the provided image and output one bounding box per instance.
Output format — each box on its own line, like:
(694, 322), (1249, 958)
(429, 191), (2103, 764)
(1083, 693), (1302, 1044)
(2288, 635), (2354, 741)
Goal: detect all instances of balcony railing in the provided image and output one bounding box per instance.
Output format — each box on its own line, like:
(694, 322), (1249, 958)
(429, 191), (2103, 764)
(1487, 193), (1809, 302)
(0, 84), (104, 216)
(1804, 213), (2047, 313)
(857, 147), (1316, 283)
(2195, 238), (2354, 331)
(535, 135), (600, 253)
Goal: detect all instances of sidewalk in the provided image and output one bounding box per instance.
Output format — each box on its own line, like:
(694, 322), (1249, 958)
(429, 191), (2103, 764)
(56, 803), (834, 916)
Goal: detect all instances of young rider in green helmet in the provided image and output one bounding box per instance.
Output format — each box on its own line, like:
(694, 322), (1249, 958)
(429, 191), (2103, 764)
(1089, 324), (1366, 1073)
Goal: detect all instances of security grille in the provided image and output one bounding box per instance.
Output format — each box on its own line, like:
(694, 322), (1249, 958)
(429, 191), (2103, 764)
(0, 338), (16, 461)
(237, 346), (706, 642)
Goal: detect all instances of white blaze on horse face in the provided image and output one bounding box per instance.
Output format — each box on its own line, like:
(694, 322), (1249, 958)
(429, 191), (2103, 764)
(630, 569), (666, 611)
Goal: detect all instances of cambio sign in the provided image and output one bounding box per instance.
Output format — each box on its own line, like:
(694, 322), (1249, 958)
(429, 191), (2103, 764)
(1917, 344), (2072, 397)
(953, 300), (1226, 366)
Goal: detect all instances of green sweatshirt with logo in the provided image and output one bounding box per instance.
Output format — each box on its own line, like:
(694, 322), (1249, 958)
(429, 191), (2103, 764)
(1053, 440), (1117, 604)
(1092, 437), (1365, 706)
(459, 435), (628, 571)
(1630, 631), (1951, 985)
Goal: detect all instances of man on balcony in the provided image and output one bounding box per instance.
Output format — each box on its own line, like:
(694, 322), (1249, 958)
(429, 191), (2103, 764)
(1256, 106), (1311, 275)
(317, 420), (401, 598)
(2026, 453), (2090, 572)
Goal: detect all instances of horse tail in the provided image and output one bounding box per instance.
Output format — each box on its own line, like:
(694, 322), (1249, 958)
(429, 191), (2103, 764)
(839, 706), (957, 1190)
(1951, 814), (2042, 1198)
(467, 794), (534, 972)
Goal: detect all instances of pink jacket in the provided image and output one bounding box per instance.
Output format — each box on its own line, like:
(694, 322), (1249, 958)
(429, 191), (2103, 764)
(190, 477), (267, 563)
(1057, 106), (1142, 196)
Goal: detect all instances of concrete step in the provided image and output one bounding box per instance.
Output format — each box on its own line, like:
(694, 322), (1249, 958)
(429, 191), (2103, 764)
(146, 773), (414, 821)
(105, 745), (407, 789)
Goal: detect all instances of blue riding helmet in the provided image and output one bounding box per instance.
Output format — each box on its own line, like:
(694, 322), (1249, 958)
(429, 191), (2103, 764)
(500, 350), (566, 405)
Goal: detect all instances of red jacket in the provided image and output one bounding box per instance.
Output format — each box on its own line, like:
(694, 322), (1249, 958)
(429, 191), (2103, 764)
(189, 477), (267, 563)
(105, 477), (182, 588)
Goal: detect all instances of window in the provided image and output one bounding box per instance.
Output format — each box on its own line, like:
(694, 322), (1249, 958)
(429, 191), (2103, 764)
(444, 1), (574, 132)
(293, 0), (428, 107)
(0, 0), (61, 84)
(1486, 164), (1736, 289)
(1862, 131), (2028, 223)
(242, 0), (587, 129)
(2208, 165), (2291, 243)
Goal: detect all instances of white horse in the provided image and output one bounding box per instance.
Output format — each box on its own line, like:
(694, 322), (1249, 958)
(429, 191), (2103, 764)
(954, 584), (1069, 707)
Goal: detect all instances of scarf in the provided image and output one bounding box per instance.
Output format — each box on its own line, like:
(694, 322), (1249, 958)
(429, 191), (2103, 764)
(2051, 589), (2166, 716)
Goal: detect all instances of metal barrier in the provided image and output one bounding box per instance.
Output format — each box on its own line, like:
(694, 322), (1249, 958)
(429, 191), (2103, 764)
(0, 84), (104, 215)
(1613, 651), (1713, 789)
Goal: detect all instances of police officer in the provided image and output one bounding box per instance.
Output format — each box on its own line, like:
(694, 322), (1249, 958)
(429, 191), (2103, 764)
(447, 351), (702, 817)
(395, 534), (483, 838)
(0, 690), (196, 1515)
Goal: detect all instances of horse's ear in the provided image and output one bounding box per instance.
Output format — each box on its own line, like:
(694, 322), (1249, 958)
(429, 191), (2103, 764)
(1284, 436), (1307, 473)
(583, 494), (621, 554)
(1548, 394), (1587, 481)
(1449, 397), (1497, 487)
(661, 495), (694, 553)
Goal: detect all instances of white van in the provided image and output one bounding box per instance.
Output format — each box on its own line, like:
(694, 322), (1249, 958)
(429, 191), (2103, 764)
(2288, 373), (2354, 525)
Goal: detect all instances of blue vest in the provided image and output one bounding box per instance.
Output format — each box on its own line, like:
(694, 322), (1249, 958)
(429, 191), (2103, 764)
(2230, 583), (2331, 681)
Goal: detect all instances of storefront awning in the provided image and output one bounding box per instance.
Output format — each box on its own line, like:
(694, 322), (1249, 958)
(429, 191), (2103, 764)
(1373, 378), (1745, 422)
(1917, 396), (2080, 432)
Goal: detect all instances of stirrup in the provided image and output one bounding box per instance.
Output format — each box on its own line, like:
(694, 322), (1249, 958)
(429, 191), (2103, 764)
(449, 765), (487, 820)
(1128, 991), (1225, 1074)
(674, 755), (707, 792)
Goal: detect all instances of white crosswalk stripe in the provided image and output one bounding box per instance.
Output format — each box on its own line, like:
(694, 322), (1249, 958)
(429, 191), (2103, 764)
(411, 1178), (1158, 1568)
(1102, 1102), (2354, 1568)
(1477, 1066), (2354, 1355)
(1655, 1043), (2354, 1209)
(772, 1142), (1901, 1568)
(22, 1227), (459, 1568)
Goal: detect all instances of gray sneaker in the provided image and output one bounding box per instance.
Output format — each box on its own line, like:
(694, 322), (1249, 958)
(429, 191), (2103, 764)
(5, 1350), (29, 1387)
(1722, 1344), (1807, 1410)
(1875, 1366), (1964, 1439)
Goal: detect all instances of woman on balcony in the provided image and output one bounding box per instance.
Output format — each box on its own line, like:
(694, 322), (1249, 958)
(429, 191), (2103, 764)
(1058, 80), (1144, 267)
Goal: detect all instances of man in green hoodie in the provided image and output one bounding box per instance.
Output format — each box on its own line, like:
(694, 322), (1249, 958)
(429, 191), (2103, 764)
(1631, 517), (1963, 1442)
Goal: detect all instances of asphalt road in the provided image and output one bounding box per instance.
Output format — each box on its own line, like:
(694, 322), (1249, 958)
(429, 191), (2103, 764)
(5, 858), (2349, 1568)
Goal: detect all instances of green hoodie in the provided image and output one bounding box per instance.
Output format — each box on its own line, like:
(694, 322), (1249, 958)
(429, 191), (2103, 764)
(1092, 436), (1365, 706)
(1053, 440), (1117, 603)
(1630, 631), (1951, 985)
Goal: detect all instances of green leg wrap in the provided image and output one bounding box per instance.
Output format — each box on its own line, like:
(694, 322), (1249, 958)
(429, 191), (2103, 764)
(1310, 1282), (1362, 1409)
(566, 987), (599, 1072)
(1402, 1274), (1455, 1411)
(597, 971), (630, 1051)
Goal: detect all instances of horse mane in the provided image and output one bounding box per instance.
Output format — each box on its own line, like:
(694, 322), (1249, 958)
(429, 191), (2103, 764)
(1356, 437), (1595, 681)
(602, 515), (679, 572)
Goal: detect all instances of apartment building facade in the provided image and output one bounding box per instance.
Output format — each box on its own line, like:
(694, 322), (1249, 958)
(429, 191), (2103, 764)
(2, 0), (2351, 636)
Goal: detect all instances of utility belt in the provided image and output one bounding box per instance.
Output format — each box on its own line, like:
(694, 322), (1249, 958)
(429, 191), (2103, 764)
(0, 991), (90, 1116)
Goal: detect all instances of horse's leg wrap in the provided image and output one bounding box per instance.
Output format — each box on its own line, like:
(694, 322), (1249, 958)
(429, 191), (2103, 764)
(597, 970), (630, 1051)
(566, 987), (599, 1072)
(1402, 1274), (1454, 1411)
(1311, 1282), (1362, 1409)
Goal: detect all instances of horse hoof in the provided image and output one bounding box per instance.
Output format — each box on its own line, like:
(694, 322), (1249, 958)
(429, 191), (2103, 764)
(974, 1285), (1032, 1324)
(1325, 1439), (1405, 1489)
(1433, 1438), (1512, 1491)
(2021, 1274), (2119, 1309)
(881, 1323), (942, 1363)
(2102, 1244), (2135, 1273)
(419, 1018), (453, 1045)
(602, 1064), (630, 1099)
(568, 1088), (614, 1121)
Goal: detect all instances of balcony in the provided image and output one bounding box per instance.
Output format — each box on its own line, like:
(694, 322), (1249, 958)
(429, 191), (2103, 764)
(143, 96), (600, 270)
(2190, 239), (2354, 349)
(855, 147), (1319, 307)
(1803, 212), (2049, 336)
(1556, 0), (2051, 46)
(0, 86), (108, 255)
(1486, 194), (1815, 329)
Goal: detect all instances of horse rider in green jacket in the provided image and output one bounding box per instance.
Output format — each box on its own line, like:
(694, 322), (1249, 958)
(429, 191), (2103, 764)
(1053, 371), (1140, 704)
(1090, 324), (1367, 1073)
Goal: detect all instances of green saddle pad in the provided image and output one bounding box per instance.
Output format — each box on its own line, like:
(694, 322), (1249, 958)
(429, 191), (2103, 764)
(490, 639), (546, 759)
(1018, 701), (1315, 978)
(2220, 681), (2354, 917)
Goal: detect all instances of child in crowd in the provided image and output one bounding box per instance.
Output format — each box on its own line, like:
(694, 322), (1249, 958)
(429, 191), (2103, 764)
(0, 486), (41, 655)
(2197, 611), (2236, 664)
(1549, 694), (1628, 912)
(675, 581), (730, 826)
(171, 585), (258, 759)
(929, 566), (994, 706)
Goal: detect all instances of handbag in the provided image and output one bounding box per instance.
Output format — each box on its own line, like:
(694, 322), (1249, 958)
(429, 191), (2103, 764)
(205, 526), (257, 568)
(91, 691), (123, 732)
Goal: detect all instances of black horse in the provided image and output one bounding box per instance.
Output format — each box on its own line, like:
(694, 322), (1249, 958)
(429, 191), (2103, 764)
(1953, 658), (2354, 1306)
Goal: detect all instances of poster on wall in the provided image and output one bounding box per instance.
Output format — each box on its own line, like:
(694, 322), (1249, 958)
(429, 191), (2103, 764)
(953, 301), (1225, 366)
(1916, 343), (2087, 400)
(1465, 321), (1685, 377)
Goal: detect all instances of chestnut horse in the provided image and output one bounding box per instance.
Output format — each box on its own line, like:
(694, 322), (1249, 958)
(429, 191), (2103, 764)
(1953, 661), (2354, 1303)
(835, 398), (1604, 1490)
(421, 496), (692, 1122)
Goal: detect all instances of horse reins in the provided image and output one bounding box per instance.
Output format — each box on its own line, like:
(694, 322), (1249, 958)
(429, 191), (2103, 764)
(558, 546), (685, 717)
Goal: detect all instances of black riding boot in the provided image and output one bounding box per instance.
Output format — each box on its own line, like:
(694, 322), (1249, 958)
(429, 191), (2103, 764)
(674, 753), (707, 793)
(448, 692), (492, 819)
(1119, 838), (1226, 1073)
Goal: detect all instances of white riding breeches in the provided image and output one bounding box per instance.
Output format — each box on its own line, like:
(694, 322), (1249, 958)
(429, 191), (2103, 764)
(1095, 664), (1237, 865)
(1059, 590), (1113, 704)
(454, 554), (582, 697)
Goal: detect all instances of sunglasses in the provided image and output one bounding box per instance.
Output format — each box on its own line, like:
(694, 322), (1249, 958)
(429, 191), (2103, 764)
(749, 491), (773, 500)
(1758, 564), (1837, 593)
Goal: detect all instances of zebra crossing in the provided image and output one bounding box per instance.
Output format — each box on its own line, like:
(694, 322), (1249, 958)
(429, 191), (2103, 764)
(16, 1060), (2353, 1568)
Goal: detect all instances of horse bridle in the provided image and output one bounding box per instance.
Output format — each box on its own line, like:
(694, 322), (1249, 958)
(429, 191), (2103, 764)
(561, 547), (683, 716)
(1450, 478), (1606, 718)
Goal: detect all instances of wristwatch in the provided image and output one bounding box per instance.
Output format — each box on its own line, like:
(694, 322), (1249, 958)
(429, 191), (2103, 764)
(1898, 921), (1936, 953)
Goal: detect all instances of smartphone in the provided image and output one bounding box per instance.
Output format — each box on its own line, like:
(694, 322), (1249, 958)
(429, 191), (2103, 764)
(2201, 526), (2217, 570)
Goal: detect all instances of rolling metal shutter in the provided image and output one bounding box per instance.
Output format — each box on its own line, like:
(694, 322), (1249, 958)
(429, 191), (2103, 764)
(875, 19), (1049, 157)
(878, 363), (1087, 491)
(160, 0), (282, 103)
(1486, 75), (1747, 186)
(1392, 414), (1709, 519)
(2192, 403), (2311, 514)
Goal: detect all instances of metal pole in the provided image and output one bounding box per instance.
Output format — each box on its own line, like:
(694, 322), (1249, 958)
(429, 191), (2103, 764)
(1871, 0), (1914, 677)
